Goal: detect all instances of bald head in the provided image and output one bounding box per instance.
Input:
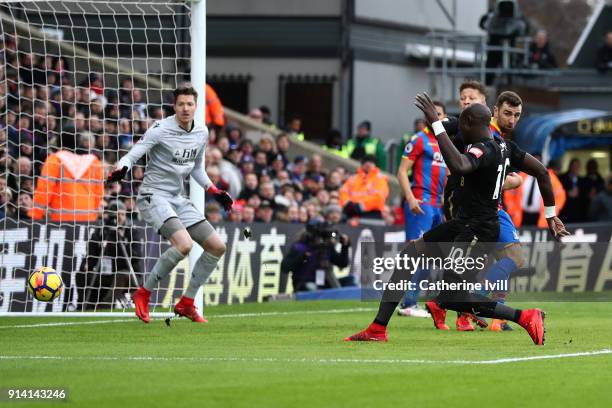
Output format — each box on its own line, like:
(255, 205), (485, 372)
(459, 103), (492, 144)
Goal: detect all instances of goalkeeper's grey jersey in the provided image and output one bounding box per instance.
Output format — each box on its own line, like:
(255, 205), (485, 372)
(117, 115), (209, 197)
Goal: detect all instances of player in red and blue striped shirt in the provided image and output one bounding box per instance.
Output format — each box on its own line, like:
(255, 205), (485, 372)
(398, 101), (448, 241)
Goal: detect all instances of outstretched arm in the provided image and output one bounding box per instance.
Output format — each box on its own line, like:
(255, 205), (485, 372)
(519, 153), (569, 240)
(414, 93), (477, 175)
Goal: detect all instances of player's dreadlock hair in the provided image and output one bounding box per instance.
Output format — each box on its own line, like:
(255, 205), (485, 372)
(174, 84), (198, 101)
(459, 79), (487, 99)
(495, 91), (522, 108)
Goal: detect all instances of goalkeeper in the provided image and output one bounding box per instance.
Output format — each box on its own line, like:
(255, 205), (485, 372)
(107, 85), (233, 323)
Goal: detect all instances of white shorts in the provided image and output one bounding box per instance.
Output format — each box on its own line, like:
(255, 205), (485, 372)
(137, 194), (205, 232)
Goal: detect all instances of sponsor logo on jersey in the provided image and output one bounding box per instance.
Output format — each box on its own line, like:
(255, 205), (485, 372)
(172, 147), (198, 164)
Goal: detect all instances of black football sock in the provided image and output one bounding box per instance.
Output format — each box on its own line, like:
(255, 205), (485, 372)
(373, 242), (419, 327)
(438, 292), (521, 322)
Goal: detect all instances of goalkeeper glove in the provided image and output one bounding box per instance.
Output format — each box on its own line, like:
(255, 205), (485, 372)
(106, 166), (128, 185)
(208, 184), (233, 211)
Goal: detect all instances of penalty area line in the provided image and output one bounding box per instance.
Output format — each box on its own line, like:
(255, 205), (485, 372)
(0, 307), (377, 329)
(0, 349), (611, 365)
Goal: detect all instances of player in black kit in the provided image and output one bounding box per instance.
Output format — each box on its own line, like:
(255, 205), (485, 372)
(345, 93), (568, 346)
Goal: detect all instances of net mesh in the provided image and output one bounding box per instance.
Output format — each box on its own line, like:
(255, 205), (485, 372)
(0, 0), (193, 314)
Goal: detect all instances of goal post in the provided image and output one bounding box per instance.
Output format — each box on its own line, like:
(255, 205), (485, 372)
(0, 0), (206, 317)
(189, 0), (206, 313)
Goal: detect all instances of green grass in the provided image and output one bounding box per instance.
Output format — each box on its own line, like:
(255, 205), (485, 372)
(1, 300), (612, 408)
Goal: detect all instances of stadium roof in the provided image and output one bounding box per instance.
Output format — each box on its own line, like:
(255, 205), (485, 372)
(567, 0), (612, 67)
(513, 109), (612, 164)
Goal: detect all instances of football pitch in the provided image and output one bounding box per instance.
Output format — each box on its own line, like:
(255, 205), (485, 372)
(1, 300), (611, 408)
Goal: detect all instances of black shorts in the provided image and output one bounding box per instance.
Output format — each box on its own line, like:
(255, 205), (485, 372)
(422, 218), (499, 283)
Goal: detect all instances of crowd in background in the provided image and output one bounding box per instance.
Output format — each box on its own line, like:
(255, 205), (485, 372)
(2, 28), (611, 227)
(0, 34), (394, 227)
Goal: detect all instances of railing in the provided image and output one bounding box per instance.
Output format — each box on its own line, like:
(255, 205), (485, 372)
(425, 32), (561, 102)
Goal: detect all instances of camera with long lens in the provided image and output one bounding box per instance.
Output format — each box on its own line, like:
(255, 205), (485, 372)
(305, 222), (340, 248)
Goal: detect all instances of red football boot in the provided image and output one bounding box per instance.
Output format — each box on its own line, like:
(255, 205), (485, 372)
(174, 296), (208, 323)
(518, 309), (545, 345)
(425, 300), (449, 330)
(456, 313), (475, 331)
(133, 287), (151, 323)
(466, 313), (488, 329)
(344, 322), (388, 342)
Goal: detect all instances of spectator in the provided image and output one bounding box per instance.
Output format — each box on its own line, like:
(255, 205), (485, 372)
(226, 123), (243, 148)
(285, 114), (304, 140)
(239, 155), (255, 176)
(258, 181), (277, 203)
(259, 105), (274, 126)
(0, 185), (12, 220)
(559, 158), (583, 223)
(205, 202), (223, 224)
(205, 84), (225, 130)
(322, 129), (345, 157)
(596, 31), (612, 73)
(253, 150), (269, 176)
(288, 205), (300, 223)
(583, 159), (605, 201)
(343, 120), (386, 170)
(258, 133), (277, 162)
(325, 170), (343, 192)
(275, 202), (290, 222)
(323, 203), (343, 224)
(302, 173), (323, 201)
(528, 30), (557, 69)
(8, 156), (32, 194)
(589, 175), (612, 222)
(216, 135), (230, 155)
(307, 154), (324, 177)
(298, 206), (309, 223)
(257, 199), (274, 223)
(16, 192), (32, 220)
(239, 172), (259, 200)
(226, 146), (243, 168)
(275, 133), (290, 165)
(339, 154), (389, 220)
(239, 139), (255, 157)
(290, 156), (307, 182)
(209, 146), (242, 198)
(29, 132), (104, 222)
(248, 108), (263, 123)
(269, 153), (286, 178)
(242, 205), (256, 223)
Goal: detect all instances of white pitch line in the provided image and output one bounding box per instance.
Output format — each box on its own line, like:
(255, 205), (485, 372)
(0, 349), (611, 365)
(0, 319), (134, 329)
(0, 307), (377, 329)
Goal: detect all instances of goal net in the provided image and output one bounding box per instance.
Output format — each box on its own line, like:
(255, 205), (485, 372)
(0, 0), (199, 316)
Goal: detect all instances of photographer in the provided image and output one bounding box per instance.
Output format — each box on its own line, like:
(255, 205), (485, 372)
(77, 200), (142, 309)
(281, 221), (351, 292)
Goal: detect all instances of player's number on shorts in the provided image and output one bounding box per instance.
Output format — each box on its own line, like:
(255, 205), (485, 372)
(492, 158), (510, 200)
